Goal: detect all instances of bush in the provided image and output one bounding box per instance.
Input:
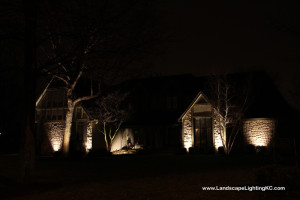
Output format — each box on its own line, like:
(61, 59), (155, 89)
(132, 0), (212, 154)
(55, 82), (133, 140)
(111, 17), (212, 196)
(218, 147), (225, 154)
(188, 147), (195, 154)
(53, 151), (63, 158)
(245, 144), (256, 155)
(176, 148), (187, 155)
(87, 148), (111, 157)
(256, 146), (268, 155)
(207, 147), (216, 154)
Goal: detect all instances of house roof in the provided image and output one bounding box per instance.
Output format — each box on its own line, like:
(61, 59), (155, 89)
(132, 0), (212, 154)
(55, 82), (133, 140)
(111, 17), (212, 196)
(36, 71), (297, 125)
(35, 77), (54, 106)
(178, 92), (210, 122)
(115, 71), (296, 126)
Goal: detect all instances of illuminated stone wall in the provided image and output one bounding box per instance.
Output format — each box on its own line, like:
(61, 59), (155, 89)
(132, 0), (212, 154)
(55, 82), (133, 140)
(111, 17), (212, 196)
(111, 128), (134, 152)
(85, 122), (93, 152)
(243, 119), (275, 147)
(44, 122), (65, 152)
(182, 110), (193, 151)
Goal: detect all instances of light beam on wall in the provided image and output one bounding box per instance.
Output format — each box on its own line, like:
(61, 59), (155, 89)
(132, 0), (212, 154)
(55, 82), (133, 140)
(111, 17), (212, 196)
(52, 141), (61, 151)
(85, 122), (93, 152)
(243, 118), (275, 147)
(213, 116), (223, 150)
(214, 133), (223, 150)
(183, 111), (193, 151)
(45, 122), (65, 152)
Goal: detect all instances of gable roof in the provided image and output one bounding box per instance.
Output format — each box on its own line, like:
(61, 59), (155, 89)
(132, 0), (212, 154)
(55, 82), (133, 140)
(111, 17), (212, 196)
(36, 77), (54, 106)
(178, 92), (211, 122)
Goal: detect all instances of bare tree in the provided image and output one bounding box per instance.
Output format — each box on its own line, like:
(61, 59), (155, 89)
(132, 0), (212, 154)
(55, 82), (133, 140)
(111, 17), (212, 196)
(209, 74), (248, 155)
(36, 0), (160, 156)
(92, 92), (128, 152)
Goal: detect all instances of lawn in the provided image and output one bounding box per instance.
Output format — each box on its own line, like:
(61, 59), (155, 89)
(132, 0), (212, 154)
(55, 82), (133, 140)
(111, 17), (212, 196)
(0, 153), (298, 200)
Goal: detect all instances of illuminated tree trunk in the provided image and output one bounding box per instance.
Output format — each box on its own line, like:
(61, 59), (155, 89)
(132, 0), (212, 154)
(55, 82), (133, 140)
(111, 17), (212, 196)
(211, 75), (248, 156)
(221, 124), (228, 154)
(62, 87), (99, 156)
(103, 122), (120, 153)
(62, 98), (74, 156)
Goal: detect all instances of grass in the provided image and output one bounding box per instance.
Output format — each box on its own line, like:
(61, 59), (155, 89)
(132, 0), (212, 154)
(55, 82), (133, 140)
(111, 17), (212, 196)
(0, 153), (296, 200)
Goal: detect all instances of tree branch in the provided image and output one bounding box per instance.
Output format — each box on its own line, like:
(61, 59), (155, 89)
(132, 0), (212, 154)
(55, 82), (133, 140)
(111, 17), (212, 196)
(73, 91), (100, 106)
(42, 68), (69, 86)
(70, 67), (83, 90)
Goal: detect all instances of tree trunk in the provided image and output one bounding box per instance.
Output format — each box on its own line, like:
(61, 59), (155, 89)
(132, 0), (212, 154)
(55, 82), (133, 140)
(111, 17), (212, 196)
(107, 143), (112, 153)
(62, 99), (74, 156)
(20, 0), (36, 183)
(104, 137), (112, 153)
(223, 128), (229, 155)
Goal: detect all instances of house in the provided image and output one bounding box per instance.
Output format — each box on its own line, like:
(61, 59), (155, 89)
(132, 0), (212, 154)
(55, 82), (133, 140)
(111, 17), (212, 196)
(35, 81), (98, 155)
(104, 74), (203, 153)
(35, 71), (297, 155)
(178, 92), (218, 152)
(109, 71), (297, 155)
(178, 92), (276, 153)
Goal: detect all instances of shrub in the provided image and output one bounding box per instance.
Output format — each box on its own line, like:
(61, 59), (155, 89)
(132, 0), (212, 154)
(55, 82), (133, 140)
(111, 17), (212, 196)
(218, 147), (225, 154)
(245, 144), (256, 155)
(256, 146), (268, 155)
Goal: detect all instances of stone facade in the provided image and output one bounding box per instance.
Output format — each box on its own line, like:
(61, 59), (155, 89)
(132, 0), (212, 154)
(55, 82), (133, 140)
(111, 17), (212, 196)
(181, 97), (225, 151)
(182, 110), (193, 150)
(44, 122), (65, 152)
(85, 122), (93, 151)
(243, 118), (275, 147)
(36, 88), (96, 155)
(211, 109), (223, 150)
(111, 128), (135, 152)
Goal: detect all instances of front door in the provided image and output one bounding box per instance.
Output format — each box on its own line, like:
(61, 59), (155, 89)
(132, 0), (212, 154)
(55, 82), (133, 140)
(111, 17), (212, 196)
(194, 117), (212, 150)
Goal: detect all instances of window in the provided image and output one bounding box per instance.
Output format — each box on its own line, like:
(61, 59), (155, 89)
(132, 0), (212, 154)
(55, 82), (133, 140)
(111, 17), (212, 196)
(58, 115), (62, 120)
(46, 110), (52, 120)
(52, 114), (57, 120)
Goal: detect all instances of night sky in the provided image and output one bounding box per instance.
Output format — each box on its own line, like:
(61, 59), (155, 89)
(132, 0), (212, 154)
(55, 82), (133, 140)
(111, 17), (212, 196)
(0, 0), (300, 136)
(153, 0), (300, 76)
(144, 0), (300, 110)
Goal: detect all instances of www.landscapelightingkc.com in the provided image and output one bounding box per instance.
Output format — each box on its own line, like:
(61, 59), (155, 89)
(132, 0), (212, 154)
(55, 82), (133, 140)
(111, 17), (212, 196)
(202, 186), (286, 192)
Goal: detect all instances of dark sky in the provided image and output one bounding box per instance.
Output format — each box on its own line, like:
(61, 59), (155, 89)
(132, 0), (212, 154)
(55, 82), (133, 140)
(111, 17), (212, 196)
(151, 0), (300, 77)
(146, 0), (300, 109)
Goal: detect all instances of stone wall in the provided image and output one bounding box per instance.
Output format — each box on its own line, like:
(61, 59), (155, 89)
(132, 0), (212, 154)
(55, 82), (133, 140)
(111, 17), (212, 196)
(243, 118), (275, 147)
(212, 111), (223, 150)
(111, 128), (134, 152)
(182, 110), (193, 150)
(85, 122), (93, 152)
(44, 122), (65, 152)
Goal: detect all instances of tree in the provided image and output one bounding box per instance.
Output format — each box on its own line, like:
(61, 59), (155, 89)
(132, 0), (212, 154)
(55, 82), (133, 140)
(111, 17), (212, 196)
(36, 0), (161, 156)
(0, 0), (37, 182)
(93, 91), (128, 152)
(209, 74), (248, 155)
(18, 0), (37, 183)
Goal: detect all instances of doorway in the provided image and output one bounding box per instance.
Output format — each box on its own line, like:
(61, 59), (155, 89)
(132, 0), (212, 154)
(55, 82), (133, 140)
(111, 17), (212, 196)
(194, 117), (212, 150)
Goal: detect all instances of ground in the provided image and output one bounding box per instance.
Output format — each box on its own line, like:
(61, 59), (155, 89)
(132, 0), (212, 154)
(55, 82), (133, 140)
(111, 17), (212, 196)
(0, 153), (299, 200)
